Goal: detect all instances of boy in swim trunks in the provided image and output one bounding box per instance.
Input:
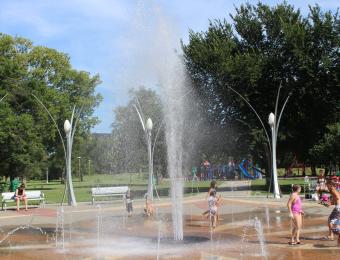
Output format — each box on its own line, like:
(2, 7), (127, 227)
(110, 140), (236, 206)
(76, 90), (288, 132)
(324, 180), (340, 245)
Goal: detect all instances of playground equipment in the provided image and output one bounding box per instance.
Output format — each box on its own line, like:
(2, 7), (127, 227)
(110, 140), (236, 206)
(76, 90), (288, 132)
(238, 159), (263, 180)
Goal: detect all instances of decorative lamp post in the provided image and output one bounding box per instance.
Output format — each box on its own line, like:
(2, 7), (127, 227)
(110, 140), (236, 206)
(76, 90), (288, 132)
(268, 113), (280, 199)
(145, 118), (153, 200)
(77, 156), (83, 182)
(228, 85), (291, 199)
(32, 94), (82, 205)
(133, 100), (157, 201)
(64, 119), (77, 206)
(88, 159), (91, 176)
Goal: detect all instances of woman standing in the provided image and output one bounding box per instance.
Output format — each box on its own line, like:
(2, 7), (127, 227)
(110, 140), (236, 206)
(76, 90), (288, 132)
(287, 184), (304, 245)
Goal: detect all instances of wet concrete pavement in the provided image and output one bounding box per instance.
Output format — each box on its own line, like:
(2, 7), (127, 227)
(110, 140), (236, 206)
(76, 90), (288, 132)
(0, 180), (338, 259)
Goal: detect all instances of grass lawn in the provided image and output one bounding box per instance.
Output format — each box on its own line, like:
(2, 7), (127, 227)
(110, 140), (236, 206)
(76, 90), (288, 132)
(251, 178), (308, 195)
(2, 171), (312, 205)
(4, 172), (216, 204)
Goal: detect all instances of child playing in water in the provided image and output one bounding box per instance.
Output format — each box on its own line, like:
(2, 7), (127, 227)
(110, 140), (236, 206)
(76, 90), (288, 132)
(323, 180), (340, 245)
(319, 194), (330, 207)
(316, 169), (327, 200)
(144, 194), (153, 217)
(125, 188), (133, 217)
(287, 184), (304, 245)
(207, 191), (220, 230)
(202, 181), (222, 220)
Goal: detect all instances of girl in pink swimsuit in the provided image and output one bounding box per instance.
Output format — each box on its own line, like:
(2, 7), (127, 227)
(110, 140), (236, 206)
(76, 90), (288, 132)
(287, 184), (304, 245)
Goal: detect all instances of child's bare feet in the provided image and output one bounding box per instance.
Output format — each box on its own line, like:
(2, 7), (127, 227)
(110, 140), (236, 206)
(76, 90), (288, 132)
(321, 236), (334, 241)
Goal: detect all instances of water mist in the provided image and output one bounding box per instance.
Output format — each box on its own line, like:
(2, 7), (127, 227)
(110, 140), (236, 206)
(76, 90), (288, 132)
(158, 33), (187, 242)
(127, 2), (188, 240)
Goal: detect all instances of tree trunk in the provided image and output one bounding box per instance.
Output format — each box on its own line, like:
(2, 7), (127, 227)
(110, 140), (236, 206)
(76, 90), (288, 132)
(311, 164), (316, 176)
(302, 163), (306, 176)
(264, 144), (272, 192)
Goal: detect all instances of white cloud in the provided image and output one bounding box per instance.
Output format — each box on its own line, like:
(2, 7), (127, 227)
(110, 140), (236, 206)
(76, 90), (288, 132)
(0, 2), (63, 37)
(0, 0), (129, 37)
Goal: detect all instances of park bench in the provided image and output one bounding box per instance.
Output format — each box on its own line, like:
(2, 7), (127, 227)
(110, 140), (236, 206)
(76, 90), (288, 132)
(91, 186), (128, 205)
(1, 190), (45, 211)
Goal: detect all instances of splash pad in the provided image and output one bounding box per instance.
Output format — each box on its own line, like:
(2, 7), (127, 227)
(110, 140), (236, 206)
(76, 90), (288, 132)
(0, 190), (339, 260)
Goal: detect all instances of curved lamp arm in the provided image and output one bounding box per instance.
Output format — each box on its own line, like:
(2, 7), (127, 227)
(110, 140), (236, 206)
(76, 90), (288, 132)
(228, 86), (272, 152)
(32, 94), (67, 161)
(133, 104), (146, 132)
(275, 92), (291, 143)
(0, 94), (8, 103)
(274, 82), (282, 127)
(71, 105), (84, 145)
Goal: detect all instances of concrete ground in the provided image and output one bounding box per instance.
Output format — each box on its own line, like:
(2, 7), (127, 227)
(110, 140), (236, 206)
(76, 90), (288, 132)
(0, 180), (338, 259)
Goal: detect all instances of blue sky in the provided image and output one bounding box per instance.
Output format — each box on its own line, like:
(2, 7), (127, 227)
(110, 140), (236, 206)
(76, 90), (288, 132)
(0, 0), (338, 133)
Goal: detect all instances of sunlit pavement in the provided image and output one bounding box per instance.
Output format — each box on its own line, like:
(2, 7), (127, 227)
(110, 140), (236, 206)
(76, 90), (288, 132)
(0, 181), (339, 259)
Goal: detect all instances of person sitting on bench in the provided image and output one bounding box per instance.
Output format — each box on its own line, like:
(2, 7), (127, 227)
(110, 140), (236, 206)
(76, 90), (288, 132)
(15, 184), (27, 211)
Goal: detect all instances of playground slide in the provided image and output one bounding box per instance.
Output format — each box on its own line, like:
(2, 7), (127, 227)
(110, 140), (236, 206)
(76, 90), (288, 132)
(238, 160), (261, 179)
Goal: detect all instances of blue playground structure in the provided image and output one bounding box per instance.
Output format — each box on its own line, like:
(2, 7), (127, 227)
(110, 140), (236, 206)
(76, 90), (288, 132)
(238, 159), (263, 179)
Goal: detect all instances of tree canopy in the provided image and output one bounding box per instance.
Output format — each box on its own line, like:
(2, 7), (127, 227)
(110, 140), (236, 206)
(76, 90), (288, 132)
(182, 2), (340, 171)
(87, 88), (167, 176)
(0, 34), (102, 179)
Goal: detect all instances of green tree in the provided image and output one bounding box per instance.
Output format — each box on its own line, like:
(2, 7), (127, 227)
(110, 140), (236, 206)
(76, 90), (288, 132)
(309, 123), (340, 167)
(183, 2), (340, 175)
(0, 34), (102, 180)
(85, 133), (115, 174)
(110, 87), (166, 176)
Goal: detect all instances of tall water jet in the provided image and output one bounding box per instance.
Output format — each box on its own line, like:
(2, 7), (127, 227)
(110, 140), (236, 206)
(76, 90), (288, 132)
(161, 52), (186, 241)
(126, 2), (187, 240)
(144, 4), (187, 241)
